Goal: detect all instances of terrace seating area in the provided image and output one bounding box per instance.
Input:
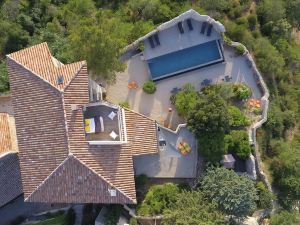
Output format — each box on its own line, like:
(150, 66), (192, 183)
(83, 102), (126, 143)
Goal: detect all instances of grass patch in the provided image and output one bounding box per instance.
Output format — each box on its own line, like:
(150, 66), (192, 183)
(26, 215), (65, 225)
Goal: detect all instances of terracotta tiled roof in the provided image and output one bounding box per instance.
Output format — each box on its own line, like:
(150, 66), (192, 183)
(27, 155), (133, 203)
(0, 113), (12, 154)
(9, 42), (85, 91)
(0, 152), (22, 207)
(7, 43), (158, 204)
(125, 110), (158, 156)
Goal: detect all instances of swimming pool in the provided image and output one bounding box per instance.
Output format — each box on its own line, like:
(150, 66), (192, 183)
(147, 40), (224, 81)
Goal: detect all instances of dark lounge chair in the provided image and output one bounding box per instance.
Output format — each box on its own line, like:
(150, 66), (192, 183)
(207, 24), (213, 36)
(200, 22), (207, 34)
(187, 19), (193, 31)
(148, 36), (155, 48)
(177, 22), (184, 34)
(154, 33), (160, 46)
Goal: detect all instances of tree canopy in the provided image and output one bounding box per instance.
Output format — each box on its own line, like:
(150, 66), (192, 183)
(187, 93), (230, 136)
(174, 83), (199, 118)
(200, 167), (258, 218)
(163, 190), (227, 225)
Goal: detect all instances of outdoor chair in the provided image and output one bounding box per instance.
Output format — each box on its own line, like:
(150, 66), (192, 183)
(148, 36), (155, 48)
(108, 111), (117, 120)
(207, 24), (213, 36)
(177, 21), (184, 34)
(154, 33), (160, 46)
(109, 130), (118, 140)
(200, 22), (207, 34)
(186, 19), (193, 31)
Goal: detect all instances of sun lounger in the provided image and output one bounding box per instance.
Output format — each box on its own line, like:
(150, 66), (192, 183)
(154, 33), (160, 46)
(207, 24), (213, 36)
(187, 19), (193, 31)
(200, 22), (207, 34)
(148, 36), (155, 48)
(94, 116), (104, 133)
(177, 22), (184, 34)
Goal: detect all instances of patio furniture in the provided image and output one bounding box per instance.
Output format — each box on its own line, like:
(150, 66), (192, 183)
(225, 75), (232, 82)
(109, 130), (118, 140)
(108, 111), (116, 120)
(177, 21), (184, 34)
(154, 33), (160, 46)
(201, 79), (212, 86)
(85, 118), (95, 134)
(200, 22), (207, 34)
(170, 87), (181, 95)
(94, 116), (104, 133)
(186, 19), (193, 31)
(128, 81), (138, 89)
(148, 36), (155, 48)
(207, 24), (213, 36)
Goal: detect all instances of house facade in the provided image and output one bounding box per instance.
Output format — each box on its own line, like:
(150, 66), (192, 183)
(7, 43), (158, 204)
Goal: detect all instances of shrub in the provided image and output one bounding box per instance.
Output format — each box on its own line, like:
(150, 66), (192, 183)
(143, 80), (156, 94)
(222, 33), (232, 45)
(256, 181), (273, 209)
(174, 83), (199, 118)
(138, 42), (145, 51)
(270, 211), (300, 225)
(233, 84), (251, 100)
(228, 106), (250, 127)
(137, 183), (180, 216)
(247, 14), (257, 30)
(119, 101), (130, 109)
(64, 208), (76, 225)
(129, 218), (138, 225)
(225, 130), (252, 159)
(235, 44), (246, 55)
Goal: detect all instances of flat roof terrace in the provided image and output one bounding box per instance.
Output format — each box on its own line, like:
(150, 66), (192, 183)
(83, 102), (125, 143)
(143, 18), (221, 60)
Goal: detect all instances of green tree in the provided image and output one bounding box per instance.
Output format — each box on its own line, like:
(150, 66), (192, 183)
(137, 183), (179, 216)
(232, 84), (251, 100)
(127, 0), (172, 24)
(201, 167), (258, 218)
(68, 11), (126, 82)
(198, 132), (226, 162)
(256, 181), (273, 210)
(270, 211), (300, 225)
(225, 130), (252, 159)
(187, 93), (229, 136)
(257, 0), (286, 25)
(228, 106), (249, 127)
(286, 0), (300, 28)
(163, 190), (227, 225)
(0, 61), (9, 93)
(271, 145), (300, 206)
(254, 38), (285, 81)
(174, 83), (199, 118)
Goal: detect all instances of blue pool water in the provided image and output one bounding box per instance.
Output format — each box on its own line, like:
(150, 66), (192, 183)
(147, 40), (223, 80)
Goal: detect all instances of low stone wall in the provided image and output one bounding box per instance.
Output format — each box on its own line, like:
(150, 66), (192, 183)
(227, 42), (274, 214)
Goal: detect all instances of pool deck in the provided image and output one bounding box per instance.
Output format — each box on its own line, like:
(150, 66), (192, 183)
(106, 45), (263, 130)
(143, 18), (220, 60)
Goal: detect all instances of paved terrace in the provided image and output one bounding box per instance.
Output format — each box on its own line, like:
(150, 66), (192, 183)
(107, 46), (263, 130)
(143, 18), (220, 60)
(133, 125), (197, 178)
